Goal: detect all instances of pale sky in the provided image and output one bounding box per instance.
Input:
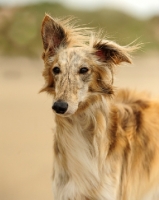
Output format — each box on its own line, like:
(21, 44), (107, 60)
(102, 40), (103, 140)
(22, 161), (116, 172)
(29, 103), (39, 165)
(0, 0), (159, 19)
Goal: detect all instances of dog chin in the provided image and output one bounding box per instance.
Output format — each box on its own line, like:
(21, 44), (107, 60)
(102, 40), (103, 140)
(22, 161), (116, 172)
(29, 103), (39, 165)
(64, 108), (78, 116)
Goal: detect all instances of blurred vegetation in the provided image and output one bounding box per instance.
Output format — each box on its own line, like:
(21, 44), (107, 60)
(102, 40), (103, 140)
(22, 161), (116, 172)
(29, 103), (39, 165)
(0, 2), (159, 57)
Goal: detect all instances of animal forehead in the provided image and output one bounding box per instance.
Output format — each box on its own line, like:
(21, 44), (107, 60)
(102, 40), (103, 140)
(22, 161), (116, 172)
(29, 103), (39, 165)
(57, 47), (89, 66)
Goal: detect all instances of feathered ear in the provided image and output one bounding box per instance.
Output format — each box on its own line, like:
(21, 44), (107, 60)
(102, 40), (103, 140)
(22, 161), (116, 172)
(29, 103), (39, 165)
(93, 40), (132, 65)
(41, 14), (68, 56)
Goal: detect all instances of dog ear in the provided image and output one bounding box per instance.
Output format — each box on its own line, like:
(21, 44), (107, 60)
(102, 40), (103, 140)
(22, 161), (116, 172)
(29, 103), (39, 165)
(41, 14), (67, 56)
(93, 41), (131, 65)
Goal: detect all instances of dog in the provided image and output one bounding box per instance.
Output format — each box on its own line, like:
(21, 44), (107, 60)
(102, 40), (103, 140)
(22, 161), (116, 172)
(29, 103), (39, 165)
(40, 14), (159, 200)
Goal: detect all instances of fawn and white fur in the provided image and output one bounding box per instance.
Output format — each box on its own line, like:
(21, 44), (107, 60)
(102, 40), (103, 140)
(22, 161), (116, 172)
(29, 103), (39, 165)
(40, 14), (159, 200)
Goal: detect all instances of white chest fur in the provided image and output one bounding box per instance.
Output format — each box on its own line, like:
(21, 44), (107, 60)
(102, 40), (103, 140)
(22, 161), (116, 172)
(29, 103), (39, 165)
(52, 111), (120, 200)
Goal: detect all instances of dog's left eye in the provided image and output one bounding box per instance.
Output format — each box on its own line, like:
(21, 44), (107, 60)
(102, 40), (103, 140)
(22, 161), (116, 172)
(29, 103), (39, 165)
(52, 67), (61, 75)
(79, 67), (89, 74)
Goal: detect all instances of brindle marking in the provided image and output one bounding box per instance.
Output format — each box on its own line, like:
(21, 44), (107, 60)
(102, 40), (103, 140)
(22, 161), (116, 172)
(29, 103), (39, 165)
(40, 14), (159, 200)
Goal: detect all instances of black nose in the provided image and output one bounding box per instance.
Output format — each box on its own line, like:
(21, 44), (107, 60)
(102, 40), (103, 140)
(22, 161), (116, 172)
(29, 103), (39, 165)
(52, 100), (68, 114)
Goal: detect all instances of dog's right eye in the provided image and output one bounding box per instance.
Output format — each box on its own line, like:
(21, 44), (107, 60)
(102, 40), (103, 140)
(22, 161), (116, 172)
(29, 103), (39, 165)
(79, 67), (89, 74)
(52, 67), (61, 75)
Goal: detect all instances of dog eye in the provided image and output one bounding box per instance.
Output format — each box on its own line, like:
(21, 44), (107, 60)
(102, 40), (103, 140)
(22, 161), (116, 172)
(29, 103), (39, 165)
(52, 67), (61, 75)
(79, 67), (89, 74)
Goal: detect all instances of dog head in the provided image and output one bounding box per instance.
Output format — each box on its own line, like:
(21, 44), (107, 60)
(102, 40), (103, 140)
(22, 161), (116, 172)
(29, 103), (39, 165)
(40, 14), (133, 116)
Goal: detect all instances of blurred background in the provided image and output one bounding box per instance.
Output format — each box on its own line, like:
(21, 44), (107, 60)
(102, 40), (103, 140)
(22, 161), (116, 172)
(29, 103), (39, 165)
(0, 1), (159, 200)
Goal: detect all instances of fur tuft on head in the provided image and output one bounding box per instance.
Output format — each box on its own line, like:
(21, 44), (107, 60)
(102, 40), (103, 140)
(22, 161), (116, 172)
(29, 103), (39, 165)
(41, 14), (138, 63)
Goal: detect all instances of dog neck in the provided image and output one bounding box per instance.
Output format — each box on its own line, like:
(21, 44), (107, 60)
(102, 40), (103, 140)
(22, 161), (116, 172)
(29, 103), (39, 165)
(52, 96), (116, 198)
(54, 95), (110, 161)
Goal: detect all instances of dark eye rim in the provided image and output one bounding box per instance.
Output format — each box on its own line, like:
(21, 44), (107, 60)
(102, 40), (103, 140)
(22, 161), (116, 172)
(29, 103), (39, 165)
(79, 67), (89, 74)
(52, 66), (61, 75)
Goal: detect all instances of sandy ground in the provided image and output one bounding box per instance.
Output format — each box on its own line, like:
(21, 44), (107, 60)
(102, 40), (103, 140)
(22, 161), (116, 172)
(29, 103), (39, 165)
(0, 53), (159, 200)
